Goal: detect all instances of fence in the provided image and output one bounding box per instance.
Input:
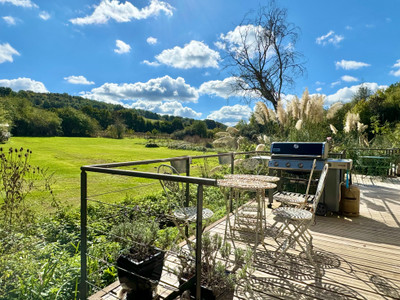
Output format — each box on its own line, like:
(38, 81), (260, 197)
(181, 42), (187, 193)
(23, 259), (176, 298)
(346, 148), (400, 177)
(80, 150), (270, 300)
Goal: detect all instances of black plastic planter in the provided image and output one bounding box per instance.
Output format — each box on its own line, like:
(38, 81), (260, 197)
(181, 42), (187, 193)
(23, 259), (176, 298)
(117, 249), (165, 300)
(180, 277), (234, 300)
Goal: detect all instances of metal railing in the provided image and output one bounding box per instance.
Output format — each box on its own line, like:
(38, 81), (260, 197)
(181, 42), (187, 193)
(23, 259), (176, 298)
(80, 150), (269, 299)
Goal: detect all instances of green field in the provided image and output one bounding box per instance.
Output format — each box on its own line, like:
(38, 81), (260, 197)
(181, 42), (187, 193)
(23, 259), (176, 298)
(7, 137), (208, 208)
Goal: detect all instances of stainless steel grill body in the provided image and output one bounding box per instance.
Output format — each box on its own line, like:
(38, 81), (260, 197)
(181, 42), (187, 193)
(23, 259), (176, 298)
(268, 142), (352, 213)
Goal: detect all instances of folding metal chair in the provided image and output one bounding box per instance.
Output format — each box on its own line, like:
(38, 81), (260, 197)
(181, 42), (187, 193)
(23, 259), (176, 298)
(272, 163), (329, 265)
(274, 159), (317, 208)
(158, 164), (213, 247)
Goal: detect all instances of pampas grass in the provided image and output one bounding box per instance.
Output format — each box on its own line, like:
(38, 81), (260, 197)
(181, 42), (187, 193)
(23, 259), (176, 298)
(344, 112), (360, 133)
(329, 124), (338, 135)
(295, 119), (303, 131)
(327, 102), (343, 119)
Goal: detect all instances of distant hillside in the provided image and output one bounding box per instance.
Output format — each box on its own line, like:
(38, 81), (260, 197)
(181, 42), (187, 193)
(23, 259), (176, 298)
(0, 87), (226, 139)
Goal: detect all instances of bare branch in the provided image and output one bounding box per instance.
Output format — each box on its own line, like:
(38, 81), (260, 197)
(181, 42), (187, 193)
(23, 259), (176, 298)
(219, 1), (305, 110)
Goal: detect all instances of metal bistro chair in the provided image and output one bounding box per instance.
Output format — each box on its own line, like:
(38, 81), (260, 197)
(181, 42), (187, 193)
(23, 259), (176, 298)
(274, 159), (317, 208)
(272, 163), (329, 265)
(157, 164), (214, 248)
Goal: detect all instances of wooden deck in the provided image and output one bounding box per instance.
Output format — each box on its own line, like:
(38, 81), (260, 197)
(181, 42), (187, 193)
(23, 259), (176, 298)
(89, 174), (400, 299)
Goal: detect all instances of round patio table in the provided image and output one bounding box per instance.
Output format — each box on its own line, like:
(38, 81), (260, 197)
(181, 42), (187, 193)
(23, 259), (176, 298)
(217, 178), (277, 255)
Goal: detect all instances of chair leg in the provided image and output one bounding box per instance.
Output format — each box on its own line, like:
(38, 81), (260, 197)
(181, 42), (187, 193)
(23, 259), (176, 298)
(273, 220), (315, 265)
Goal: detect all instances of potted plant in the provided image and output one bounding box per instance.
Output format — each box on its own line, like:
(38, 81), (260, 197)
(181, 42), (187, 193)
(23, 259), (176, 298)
(110, 218), (165, 300)
(174, 232), (253, 300)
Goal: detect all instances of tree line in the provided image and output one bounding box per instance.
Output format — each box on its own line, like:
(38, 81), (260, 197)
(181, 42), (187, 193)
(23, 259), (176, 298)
(0, 87), (225, 139)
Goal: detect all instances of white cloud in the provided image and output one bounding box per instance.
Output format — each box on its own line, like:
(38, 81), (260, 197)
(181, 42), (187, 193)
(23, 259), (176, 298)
(3, 16), (16, 25)
(154, 40), (220, 69)
(341, 75), (359, 82)
(0, 0), (37, 8)
(331, 81), (341, 87)
(142, 59), (160, 66)
(0, 43), (20, 63)
(129, 100), (202, 118)
(207, 104), (252, 126)
(199, 77), (261, 99)
(316, 87), (322, 92)
(39, 11), (50, 20)
(70, 0), (173, 25)
(316, 31), (344, 46)
(389, 59), (400, 77)
(81, 75), (199, 104)
(325, 82), (388, 105)
(146, 36), (157, 45)
(114, 39), (131, 54)
(0, 77), (48, 93)
(393, 59), (400, 68)
(199, 77), (237, 99)
(335, 59), (371, 70)
(64, 75), (94, 85)
(345, 25), (352, 30)
(216, 24), (274, 59)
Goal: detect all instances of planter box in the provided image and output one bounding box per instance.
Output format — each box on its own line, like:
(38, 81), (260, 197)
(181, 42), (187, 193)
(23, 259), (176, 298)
(117, 249), (165, 299)
(218, 154), (232, 165)
(171, 159), (188, 173)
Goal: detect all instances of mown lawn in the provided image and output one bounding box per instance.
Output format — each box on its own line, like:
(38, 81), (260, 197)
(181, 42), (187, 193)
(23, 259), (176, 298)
(7, 137), (208, 209)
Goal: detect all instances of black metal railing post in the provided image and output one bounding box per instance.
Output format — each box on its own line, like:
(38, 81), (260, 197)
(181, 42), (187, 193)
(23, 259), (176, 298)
(195, 184), (203, 300)
(230, 153), (235, 174)
(80, 170), (88, 300)
(185, 157), (191, 238)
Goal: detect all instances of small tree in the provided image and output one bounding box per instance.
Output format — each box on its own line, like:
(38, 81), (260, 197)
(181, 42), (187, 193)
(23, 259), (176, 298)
(219, 1), (305, 110)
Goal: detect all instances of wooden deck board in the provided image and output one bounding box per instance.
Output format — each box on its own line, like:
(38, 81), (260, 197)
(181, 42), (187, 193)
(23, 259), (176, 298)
(89, 174), (400, 299)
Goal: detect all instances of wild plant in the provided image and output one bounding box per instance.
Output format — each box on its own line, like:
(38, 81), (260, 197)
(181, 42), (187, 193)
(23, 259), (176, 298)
(0, 147), (56, 228)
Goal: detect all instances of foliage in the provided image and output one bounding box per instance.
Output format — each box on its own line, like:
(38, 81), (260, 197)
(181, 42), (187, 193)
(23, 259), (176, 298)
(0, 101), (11, 143)
(0, 147), (56, 227)
(174, 232), (253, 296)
(0, 89), (225, 138)
(56, 107), (100, 137)
(110, 219), (159, 262)
(2, 96), (62, 137)
(105, 119), (126, 139)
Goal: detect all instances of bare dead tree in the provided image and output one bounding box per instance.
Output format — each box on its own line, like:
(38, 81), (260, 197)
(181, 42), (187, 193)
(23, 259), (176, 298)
(219, 2), (305, 111)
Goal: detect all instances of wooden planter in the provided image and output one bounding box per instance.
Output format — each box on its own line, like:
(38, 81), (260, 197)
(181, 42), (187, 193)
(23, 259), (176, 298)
(117, 249), (165, 299)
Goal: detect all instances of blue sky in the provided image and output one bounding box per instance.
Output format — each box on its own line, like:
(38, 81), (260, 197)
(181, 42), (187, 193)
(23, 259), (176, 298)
(1, 0), (400, 126)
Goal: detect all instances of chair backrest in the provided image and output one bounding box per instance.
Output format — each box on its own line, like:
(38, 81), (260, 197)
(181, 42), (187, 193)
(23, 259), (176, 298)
(311, 163), (329, 213)
(158, 164), (185, 206)
(305, 159), (317, 196)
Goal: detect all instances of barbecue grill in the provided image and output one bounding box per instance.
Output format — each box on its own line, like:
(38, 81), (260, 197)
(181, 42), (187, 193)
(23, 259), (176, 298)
(268, 142), (352, 214)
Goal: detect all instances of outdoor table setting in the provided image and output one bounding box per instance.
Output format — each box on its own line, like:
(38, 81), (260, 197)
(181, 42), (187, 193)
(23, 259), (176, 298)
(217, 174), (278, 254)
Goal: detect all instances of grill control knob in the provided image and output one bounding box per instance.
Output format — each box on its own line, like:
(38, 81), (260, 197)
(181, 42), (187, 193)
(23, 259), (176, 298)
(298, 163), (304, 168)
(286, 162), (291, 167)
(274, 161), (279, 167)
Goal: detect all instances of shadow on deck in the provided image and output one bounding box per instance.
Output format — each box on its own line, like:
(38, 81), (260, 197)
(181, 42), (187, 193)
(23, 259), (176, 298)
(90, 174), (400, 300)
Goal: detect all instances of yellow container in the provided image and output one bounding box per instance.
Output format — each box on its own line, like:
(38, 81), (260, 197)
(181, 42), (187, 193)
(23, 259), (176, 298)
(340, 185), (360, 217)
